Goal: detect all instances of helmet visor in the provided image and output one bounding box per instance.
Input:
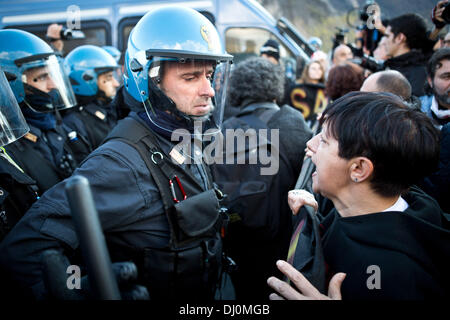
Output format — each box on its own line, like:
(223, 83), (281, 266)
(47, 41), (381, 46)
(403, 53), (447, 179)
(0, 71), (29, 146)
(21, 55), (77, 112)
(137, 56), (231, 137)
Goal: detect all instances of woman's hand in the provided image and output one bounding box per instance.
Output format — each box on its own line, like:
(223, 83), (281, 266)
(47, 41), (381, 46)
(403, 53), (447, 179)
(267, 260), (346, 300)
(288, 189), (318, 215)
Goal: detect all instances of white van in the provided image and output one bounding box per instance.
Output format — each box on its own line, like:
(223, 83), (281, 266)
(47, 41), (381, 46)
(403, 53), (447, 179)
(0, 0), (313, 77)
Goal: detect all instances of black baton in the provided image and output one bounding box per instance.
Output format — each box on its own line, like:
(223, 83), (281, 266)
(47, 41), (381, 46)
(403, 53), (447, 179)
(65, 175), (121, 300)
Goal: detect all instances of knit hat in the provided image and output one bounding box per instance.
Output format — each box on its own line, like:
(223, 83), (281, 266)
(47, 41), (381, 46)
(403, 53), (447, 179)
(260, 39), (280, 61)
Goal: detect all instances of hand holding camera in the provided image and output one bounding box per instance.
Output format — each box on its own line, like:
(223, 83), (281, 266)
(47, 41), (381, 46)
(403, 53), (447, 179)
(46, 23), (85, 42)
(432, 0), (450, 29)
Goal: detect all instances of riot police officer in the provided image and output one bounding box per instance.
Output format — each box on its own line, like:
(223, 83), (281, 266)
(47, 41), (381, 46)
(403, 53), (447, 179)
(0, 6), (232, 300)
(102, 45), (122, 63)
(0, 70), (40, 242)
(0, 29), (91, 192)
(63, 45), (120, 150)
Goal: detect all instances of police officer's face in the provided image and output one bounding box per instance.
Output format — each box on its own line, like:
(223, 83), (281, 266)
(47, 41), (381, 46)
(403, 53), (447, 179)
(160, 61), (215, 116)
(23, 66), (56, 93)
(97, 71), (120, 98)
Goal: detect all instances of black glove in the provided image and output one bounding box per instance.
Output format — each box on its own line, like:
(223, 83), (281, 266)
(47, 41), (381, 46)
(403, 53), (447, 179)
(41, 249), (150, 300)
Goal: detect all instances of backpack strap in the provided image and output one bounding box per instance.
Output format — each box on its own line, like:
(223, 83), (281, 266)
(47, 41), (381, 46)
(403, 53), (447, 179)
(105, 115), (224, 252)
(139, 128), (211, 191)
(236, 106), (294, 176)
(237, 105), (279, 127)
(105, 116), (175, 213)
(105, 115), (213, 212)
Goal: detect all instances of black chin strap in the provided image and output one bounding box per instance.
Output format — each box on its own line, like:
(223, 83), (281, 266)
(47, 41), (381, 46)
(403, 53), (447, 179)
(96, 90), (113, 105)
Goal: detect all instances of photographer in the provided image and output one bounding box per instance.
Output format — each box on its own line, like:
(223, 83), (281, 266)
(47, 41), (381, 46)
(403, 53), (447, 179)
(46, 24), (64, 54)
(430, 1), (450, 44)
(46, 23), (85, 55)
(354, 1), (385, 57)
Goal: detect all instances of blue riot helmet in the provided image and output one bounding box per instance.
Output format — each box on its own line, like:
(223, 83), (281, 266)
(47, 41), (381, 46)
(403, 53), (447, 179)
(102, 46), (122, 63)
(308, 37), (323, 51)
(0, 70), (29, 147)
(124, 6), (233, 137)
(0, 29), (77, 113)
(64, 45), (120, 101)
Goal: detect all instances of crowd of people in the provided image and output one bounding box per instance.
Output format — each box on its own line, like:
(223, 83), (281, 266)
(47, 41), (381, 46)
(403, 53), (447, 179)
(0, 1), (449, 302)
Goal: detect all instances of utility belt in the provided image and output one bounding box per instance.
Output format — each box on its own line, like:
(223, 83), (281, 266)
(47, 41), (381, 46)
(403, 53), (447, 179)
(104, 114), (228, 300)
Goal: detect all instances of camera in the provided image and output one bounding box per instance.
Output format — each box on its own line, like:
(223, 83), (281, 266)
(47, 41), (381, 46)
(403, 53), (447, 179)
(442, 2), (450, 24)
(346, 43), (384, 72)
(332, 27), (349, 51)
(359, 0), (377, 23)
(350, 55), (385, 73)
(59, 28), (85, 40)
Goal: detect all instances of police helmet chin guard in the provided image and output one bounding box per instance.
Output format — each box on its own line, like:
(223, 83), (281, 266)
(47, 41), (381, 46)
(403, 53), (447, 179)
(124, 6), (233, 137)
(0, 29), (77, 113)
(0, 70), (29, 147)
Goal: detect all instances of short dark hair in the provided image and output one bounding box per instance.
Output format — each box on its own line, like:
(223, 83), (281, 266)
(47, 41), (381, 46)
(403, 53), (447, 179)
(427, 48), (450, 80)
(227, 57), (284, 107)
(320, 91), (440, 197)
(375, 70), (411, 100)
(387, 13), (428, 50)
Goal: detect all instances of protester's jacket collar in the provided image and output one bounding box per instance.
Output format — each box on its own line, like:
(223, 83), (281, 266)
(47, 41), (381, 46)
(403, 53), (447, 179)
(385, 49), (427, 68)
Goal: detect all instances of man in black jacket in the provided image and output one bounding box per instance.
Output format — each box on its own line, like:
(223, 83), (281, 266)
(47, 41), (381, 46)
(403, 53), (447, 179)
(212, 57), (312, 300)
(383, 13), (430, 97)
(0, 70), (40, 243)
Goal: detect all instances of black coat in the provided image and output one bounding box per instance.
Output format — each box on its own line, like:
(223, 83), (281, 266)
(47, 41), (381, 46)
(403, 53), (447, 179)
(63, 100), (118, 151)
(3, 123), (86, 192)
(0, 156), (39, 242)
(321, 187), (450, 300)
(212, 102), (313, 300)
(384, 50), (428, 97)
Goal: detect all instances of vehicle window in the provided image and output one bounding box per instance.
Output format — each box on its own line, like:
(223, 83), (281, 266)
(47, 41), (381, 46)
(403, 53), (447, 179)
(118, 16), (142, 65)
(6, 20), (110, 57)
(61, 27), (108, 55)
(225, 27), (298, 80)
(122, 25), (134, 50)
